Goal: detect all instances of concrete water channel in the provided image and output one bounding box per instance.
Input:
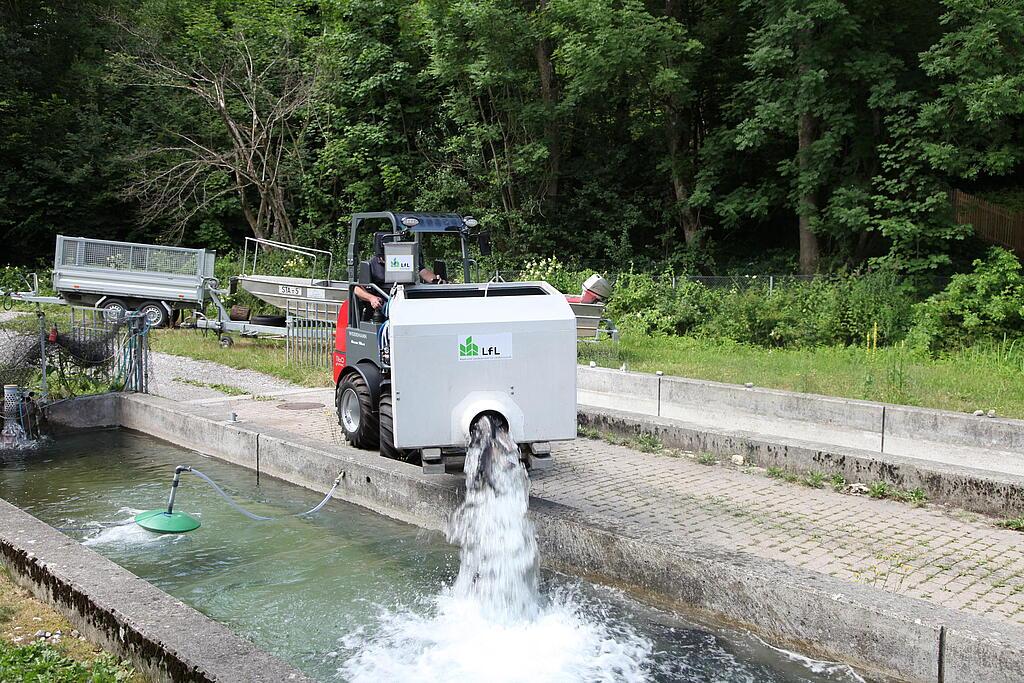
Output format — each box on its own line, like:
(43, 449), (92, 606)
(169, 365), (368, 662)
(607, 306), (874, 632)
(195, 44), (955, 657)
(0, 429), (865, 682)
(3, 363), (1024, 682)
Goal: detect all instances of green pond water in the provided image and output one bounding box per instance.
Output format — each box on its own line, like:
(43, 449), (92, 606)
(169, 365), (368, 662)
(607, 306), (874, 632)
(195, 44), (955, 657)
(0, 430), (871, 683)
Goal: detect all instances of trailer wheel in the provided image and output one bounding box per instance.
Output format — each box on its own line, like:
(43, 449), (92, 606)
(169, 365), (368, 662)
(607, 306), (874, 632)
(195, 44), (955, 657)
(100, 299), (129, 323)
(379, 392), (418, 464)
(337, 373), (379, 449)
(139, 301), (170, 328)
(219, 335), (234, 348)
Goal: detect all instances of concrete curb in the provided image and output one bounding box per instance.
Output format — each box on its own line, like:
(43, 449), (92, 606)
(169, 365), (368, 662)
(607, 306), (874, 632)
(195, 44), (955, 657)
(577, 365), (1024, 456)
(0, 498), (311, 683)
(578, 405), (1024, 517)
(42, 392), (1024, 683)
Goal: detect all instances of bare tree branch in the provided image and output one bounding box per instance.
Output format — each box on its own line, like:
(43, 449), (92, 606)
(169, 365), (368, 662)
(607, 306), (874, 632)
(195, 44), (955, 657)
(114, 14), (314, 242)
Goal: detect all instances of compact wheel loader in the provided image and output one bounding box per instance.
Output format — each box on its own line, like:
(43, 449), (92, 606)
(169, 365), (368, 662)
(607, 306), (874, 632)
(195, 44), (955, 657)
(333, 212), (577, 474)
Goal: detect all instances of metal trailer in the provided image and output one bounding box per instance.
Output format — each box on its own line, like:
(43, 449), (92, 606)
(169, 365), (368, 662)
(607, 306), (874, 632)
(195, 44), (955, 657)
(190, 237), (350, 346)
(6, 235), (216, 328)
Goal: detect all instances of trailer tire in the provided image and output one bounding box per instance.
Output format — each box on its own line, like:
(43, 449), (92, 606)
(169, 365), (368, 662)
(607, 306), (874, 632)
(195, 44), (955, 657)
(139, 301), (170, 328)
(251, 314), (286, 328)
(100, 299), (129, 323)
(379, 392), (418, 464)
(337, 372), (378, 449)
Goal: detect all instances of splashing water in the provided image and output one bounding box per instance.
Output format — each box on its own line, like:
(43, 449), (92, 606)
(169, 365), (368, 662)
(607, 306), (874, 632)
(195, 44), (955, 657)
(341, 415), (655, 682)
(447, 415), (540, 622)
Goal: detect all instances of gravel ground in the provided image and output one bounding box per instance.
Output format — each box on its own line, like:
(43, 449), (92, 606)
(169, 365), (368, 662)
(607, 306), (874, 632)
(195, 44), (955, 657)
(149, 352), (302, 402)
(0, 310), (27, 323)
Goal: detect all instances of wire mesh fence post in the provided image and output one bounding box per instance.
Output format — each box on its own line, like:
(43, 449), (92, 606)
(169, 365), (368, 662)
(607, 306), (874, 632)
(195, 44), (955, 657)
(37, 310), (48, 397)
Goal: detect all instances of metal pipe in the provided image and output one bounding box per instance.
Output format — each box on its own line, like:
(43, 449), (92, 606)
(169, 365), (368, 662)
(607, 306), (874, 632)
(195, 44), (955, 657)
(166, 465), (192, 514)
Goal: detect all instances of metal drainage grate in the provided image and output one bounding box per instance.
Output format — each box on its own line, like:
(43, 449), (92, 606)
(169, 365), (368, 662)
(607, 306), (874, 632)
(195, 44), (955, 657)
(276, 402), (326, 411)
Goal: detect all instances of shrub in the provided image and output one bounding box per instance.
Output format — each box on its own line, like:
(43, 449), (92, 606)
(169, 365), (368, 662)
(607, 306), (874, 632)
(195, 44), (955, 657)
(908, 248), (1024, 353)
(520, 256), (593, 294)
(600, 269), (915, 347)
(604, 270), (680, 335)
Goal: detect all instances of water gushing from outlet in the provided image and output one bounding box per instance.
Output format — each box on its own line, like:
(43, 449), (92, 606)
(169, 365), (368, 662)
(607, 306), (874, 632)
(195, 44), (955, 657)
(341, 415), (654, 682)
(446, 414), (540, 622)
(1, 385), (33, 449)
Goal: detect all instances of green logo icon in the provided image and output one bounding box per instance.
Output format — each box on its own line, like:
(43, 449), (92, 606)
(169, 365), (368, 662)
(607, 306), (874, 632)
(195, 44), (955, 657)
(459, 336), (479, 357)
(389, 257), (403, 268)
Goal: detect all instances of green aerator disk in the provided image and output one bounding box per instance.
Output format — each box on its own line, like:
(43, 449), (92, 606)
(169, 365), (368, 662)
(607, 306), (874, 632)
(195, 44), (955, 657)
(135, 509), (200, 534)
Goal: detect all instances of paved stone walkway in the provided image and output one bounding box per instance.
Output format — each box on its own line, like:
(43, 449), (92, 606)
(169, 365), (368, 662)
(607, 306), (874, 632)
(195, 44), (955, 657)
(154, 371), (1024, 627)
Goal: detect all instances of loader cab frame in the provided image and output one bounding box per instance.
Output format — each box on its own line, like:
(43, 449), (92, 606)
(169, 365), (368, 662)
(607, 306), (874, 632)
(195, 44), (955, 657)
(345, 211), (487, 329)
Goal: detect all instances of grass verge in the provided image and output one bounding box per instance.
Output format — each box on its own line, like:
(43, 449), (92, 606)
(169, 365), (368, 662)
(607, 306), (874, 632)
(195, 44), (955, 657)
(579, 334), (1024, 418)
(0, 567), (139, 681)
(151, 329), (332, 388)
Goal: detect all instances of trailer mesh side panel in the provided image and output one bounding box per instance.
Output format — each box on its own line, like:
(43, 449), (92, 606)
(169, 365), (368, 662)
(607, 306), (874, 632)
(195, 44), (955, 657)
(60, 237), (202, 277)
(286, 301), (336, 370)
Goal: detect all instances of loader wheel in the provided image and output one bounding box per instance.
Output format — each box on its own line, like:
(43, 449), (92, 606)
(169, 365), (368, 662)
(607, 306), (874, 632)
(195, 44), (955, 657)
(337, 373), (379, 449)
(379, 392), (418, 464)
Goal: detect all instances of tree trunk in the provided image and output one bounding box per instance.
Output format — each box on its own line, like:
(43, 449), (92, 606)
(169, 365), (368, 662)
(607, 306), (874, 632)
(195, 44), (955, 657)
(798, 111), (820, 274)
(535, 0), (560, 201)
(663, 0), (700, 249)
(667, 116), (700, 248)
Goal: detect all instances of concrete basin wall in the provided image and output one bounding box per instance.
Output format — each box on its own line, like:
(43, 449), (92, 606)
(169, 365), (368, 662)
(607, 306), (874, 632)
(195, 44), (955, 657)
(38, 391), (1024, 683)
(576, 365), (1024, 457)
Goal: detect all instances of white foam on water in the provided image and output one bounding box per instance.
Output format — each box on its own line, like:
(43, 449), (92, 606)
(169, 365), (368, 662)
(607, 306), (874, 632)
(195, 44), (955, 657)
(341, 416), (654, 682)
(340, 587), (652, 683)
(81, 507), (169, 546)
(751, 634), (868, 683)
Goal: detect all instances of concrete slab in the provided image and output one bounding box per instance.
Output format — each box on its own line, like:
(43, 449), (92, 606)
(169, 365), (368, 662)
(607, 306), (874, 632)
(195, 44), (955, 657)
(577, 366), (660, 415)
(579, 405), (1024, 516)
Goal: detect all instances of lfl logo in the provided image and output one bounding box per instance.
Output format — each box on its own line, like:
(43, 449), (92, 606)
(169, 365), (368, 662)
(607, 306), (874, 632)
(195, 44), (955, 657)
(458, 333), (512, 361)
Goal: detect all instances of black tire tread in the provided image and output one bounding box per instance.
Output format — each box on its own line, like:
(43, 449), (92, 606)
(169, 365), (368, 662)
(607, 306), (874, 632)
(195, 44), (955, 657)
(251, 314), (286, 327)
(379, 392), (418, 464)
(337, 373), (379, 449)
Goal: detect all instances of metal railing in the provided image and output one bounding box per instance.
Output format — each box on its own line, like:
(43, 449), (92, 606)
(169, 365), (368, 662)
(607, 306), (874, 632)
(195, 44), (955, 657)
(243, 237), (335, 282)
(285, 300), (336, 370)
(58, 236), (207, 277)
(68, 306), (150, 393)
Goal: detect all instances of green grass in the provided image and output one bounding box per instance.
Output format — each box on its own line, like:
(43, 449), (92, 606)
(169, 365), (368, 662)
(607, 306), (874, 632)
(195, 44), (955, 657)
(0, 641), (134, 682)
(151, 329), (332, 388)
(803, 471), (825, 488)
(579, 334), (1024, 418)
(172, 377), (248, 396)
(997, 517), (1024, 532)
(634, 433), (663, 453)
(696, 452), (718, 466)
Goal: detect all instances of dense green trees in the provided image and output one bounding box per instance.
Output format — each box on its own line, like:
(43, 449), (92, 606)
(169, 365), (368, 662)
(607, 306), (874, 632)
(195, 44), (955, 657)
(1, 0), (1021, 274)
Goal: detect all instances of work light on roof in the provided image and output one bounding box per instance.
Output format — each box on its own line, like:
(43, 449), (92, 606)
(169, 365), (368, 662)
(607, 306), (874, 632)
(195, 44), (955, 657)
(401, 217), (420, 228)
(463, 216), (479, 228)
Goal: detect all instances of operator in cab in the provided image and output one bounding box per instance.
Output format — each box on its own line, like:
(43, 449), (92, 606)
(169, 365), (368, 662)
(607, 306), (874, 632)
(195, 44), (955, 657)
(353, 232), (444, 311)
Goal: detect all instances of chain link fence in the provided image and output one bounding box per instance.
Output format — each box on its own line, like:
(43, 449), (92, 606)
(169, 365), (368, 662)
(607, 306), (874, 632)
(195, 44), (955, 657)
(0, 306), (151, 399)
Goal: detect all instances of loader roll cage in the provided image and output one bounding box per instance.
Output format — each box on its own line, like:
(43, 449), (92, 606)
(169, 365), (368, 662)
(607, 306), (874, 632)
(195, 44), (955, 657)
(345, 211), (489, 327)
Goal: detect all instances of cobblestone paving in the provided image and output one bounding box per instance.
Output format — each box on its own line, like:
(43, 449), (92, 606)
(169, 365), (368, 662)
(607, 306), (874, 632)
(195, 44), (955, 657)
(158, 378), (1024, 626)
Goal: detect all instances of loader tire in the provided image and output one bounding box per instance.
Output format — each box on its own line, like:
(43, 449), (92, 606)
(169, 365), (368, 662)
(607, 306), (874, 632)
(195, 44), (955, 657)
(337, 373), (379, 449)
(379, 392), (418, 464)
